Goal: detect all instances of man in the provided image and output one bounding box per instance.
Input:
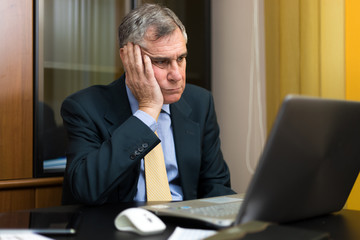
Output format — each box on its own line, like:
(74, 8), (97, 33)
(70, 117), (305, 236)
(61, 3), (235, 205)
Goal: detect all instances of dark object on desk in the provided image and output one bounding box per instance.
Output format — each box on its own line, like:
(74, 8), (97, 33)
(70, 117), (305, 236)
(143, 95), (360, 228)
(0, 211), (80, 235)
(205, 221), (330, 240)
(30, 211), (80, 235)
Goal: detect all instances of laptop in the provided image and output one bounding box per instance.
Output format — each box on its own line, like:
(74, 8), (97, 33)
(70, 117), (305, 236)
(141, 95), (360, 228)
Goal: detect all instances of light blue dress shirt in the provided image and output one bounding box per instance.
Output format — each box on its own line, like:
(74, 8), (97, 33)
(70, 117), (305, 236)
(126, 85), (183, 201)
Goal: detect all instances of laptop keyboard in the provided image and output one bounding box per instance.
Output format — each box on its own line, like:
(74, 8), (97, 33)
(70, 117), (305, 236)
(188, 202), (242, 218)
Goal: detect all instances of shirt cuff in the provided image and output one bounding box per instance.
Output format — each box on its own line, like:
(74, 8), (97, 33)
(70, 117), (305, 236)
(133, 110), (158, 132)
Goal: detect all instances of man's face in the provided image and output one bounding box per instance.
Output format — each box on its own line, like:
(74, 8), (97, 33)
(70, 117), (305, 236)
(141, 27), (187, 104)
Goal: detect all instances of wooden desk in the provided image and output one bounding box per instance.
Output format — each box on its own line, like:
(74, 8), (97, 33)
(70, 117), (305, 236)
(0, 203), (360, 239)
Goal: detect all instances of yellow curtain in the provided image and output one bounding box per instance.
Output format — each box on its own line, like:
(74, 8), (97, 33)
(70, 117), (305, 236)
(264, 0), (345, 132)
(265, 0), (360, 210)
(344, 0), (360, 210)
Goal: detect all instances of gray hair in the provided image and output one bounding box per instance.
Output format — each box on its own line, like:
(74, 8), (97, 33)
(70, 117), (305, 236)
(118, 3), (187, 48)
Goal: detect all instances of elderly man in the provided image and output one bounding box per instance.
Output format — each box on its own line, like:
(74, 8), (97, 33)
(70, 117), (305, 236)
(61, 3), (236, 205)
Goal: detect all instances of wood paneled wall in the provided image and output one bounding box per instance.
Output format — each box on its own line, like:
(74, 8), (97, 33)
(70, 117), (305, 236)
(0, 0), (33, 179)
(0, 177), (63, 212)
(0, 0), (63, 212)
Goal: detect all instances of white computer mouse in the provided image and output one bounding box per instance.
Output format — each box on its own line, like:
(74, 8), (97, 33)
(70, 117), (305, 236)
(114, 207), (166, 236)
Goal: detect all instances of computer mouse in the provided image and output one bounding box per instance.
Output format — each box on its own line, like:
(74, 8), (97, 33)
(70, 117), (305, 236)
(114, 207), (166, 236)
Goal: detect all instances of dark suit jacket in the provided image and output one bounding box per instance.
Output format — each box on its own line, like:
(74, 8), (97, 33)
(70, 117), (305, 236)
(61, 74), (236, 205)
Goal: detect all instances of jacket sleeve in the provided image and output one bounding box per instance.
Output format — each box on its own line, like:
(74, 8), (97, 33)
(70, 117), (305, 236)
(61, 97), (159, 205)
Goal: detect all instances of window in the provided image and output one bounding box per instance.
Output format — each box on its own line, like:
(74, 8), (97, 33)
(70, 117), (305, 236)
(34, 0), (211, 177)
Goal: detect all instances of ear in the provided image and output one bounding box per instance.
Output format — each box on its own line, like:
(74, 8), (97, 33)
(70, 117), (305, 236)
(118, 48), (127, 72)
(119, 48), (124, 60)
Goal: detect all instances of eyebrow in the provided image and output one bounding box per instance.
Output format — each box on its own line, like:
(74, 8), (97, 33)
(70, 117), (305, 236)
(145, 52), (187, 62)
(140, 47), (188, 62)
(148, 52), (188, 62)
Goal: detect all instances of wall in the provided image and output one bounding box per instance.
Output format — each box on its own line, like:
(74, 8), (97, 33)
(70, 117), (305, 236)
(0, 0), (63, 212)
(0, 0), (33, 180)
(211, 0), (266, 193)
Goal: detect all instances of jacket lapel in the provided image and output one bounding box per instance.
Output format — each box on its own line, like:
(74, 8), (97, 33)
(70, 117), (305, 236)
(171, 98), (201, 200)
(103, 75), (201, 199)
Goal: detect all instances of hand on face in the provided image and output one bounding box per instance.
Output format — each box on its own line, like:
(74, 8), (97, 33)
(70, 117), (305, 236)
(120, 28), (187, 120)
(120, 42), (163, 120)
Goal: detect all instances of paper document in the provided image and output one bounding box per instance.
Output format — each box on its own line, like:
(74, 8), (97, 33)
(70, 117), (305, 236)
(0, 231), (54, 240)
(168, 227), (217, 240)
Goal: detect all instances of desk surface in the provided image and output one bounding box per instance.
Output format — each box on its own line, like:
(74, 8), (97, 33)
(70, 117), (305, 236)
(0, 203), (360, 240)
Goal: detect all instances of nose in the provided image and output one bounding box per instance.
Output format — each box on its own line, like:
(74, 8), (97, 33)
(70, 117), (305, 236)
(167, 61), (183, 82)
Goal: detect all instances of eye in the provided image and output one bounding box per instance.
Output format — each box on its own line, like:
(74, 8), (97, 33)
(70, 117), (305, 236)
(154, 60), (166, 65)
(177, 56), (186, 62)
(152, 59), (169, 68)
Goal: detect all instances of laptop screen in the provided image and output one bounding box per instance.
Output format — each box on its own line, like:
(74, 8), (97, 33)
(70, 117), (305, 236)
(236, 95), (360, 224)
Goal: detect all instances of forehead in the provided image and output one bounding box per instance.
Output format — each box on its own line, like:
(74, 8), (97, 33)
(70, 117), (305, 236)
(141, 27), (187, 57)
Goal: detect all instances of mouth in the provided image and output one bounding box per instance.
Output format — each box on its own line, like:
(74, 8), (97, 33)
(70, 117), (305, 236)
(163, 87), (182, 93)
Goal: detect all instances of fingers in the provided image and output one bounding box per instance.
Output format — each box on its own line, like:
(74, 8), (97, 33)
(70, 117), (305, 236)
(143, 54), (155, 80)
(121, 43), (143, 77)
(121, 42), (157, 89)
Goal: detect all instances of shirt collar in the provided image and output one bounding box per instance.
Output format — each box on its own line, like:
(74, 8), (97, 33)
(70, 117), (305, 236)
(125, 82), (170, 115)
